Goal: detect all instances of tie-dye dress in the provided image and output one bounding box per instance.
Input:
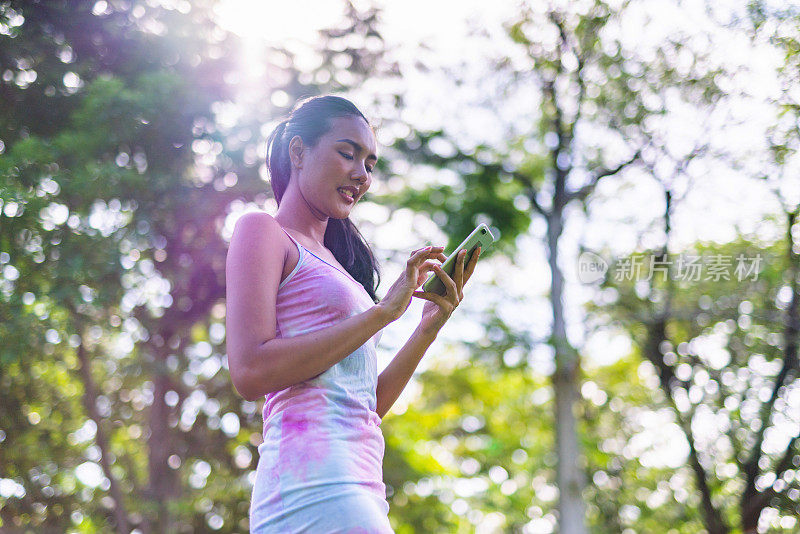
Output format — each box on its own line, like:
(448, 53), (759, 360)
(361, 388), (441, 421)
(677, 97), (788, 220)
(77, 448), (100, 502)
(249, 227), (393, 533)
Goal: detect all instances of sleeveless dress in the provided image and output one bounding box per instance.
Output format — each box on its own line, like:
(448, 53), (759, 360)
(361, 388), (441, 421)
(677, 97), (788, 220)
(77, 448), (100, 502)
(249, 226), (393, 533)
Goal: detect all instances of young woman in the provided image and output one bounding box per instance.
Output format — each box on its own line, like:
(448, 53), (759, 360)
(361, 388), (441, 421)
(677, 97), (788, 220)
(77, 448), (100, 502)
(225, 95), (481, 533)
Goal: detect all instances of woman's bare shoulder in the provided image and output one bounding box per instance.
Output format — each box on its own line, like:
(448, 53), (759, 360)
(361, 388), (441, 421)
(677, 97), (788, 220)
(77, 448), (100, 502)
(230, 211), (290, 261)
(234, 210), (278, 228)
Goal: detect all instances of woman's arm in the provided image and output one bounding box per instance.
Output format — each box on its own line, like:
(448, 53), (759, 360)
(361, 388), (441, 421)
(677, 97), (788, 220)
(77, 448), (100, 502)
(226, 212), (393, 401)
(375, 248), (481, 419)
(375, 326), (437, 419)
(238, 305), (392, 401)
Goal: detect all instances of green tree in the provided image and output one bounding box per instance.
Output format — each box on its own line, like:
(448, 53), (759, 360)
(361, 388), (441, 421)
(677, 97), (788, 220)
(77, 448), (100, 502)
(1, 0), (407, 531)
(0, 1), (239, 530)
(592, 228), (799, 533)
(377, 1), (725, 530)
(584, 4), (800, 532)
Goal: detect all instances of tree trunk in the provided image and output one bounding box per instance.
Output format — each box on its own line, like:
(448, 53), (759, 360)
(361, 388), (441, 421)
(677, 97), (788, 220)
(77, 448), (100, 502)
(76, 342), (131, 533)
(546, 210), (588, 534)
(143, 345), (180, 533)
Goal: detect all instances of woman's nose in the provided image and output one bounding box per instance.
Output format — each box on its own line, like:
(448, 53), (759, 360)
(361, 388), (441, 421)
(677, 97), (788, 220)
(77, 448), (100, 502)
(352, 165), (368, 183)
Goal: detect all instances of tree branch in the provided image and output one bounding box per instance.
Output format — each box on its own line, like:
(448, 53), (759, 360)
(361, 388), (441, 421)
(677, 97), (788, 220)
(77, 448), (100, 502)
(643, 317), (729, 534)
(567, 149), (641, 204)
(511, 169), (548, 216)
(741, 208), (800, 518)
(637, 191), (728, 533)
(772, 432), (799, 489)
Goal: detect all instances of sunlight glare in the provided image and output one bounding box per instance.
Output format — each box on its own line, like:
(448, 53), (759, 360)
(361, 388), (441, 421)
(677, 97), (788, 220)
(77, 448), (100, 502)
(213, 0), (346, 100)
(214, 0), (345, 45)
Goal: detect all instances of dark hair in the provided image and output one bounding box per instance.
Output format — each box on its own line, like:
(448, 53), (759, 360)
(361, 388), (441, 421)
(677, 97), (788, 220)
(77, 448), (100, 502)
(265, 95), (381, 302)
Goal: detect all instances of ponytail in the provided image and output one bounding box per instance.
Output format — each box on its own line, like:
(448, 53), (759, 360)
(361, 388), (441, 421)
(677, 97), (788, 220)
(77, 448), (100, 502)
(266, 120), (291, 204)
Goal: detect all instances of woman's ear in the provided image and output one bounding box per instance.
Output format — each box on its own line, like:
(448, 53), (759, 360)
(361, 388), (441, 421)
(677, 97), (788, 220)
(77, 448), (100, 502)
(288, 135), (304, 170)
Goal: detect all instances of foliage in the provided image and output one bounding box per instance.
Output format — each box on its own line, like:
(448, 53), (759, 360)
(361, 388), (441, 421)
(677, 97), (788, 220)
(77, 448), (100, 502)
(2, 1), (800, 533)
(0, 1), (243, 531)
(588, 234), (800, 532)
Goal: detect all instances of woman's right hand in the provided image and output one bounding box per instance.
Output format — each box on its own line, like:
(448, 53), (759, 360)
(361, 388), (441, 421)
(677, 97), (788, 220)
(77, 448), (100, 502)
(377, 245), (446, 323)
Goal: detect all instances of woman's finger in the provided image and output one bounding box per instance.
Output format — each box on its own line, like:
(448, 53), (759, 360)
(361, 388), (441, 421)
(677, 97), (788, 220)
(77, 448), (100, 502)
(450, 250), (466, 301)
(464, 247), (481, 283)
(418, 260), (440, 275)
(407, 246), (444, 265)
(433, 264), (459, 301)
(412, 290), (453, 313)
(454, 249), (466, 293)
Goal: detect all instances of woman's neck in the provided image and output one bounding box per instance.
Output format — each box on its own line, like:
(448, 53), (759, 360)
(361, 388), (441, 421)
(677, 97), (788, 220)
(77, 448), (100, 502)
(273, 190), (329, 247)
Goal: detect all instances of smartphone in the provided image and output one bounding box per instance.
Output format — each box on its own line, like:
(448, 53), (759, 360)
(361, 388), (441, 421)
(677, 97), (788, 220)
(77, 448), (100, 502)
(421, 223), (496, 296)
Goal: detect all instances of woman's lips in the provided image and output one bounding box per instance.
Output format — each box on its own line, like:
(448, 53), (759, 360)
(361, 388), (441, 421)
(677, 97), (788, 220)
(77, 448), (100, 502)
(338, 189), (355, 204)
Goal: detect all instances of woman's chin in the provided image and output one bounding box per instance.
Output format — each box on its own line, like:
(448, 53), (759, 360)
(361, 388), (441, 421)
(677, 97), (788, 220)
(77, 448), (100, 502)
(332, 203), (354, 218)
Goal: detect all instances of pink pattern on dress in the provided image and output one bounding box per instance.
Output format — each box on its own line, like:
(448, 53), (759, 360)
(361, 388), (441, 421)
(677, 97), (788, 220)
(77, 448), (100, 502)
(278, 390), (330, 482)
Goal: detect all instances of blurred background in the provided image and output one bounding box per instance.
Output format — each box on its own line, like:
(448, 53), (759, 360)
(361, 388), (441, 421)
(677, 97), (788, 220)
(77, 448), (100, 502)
(1, 0), (799, 532)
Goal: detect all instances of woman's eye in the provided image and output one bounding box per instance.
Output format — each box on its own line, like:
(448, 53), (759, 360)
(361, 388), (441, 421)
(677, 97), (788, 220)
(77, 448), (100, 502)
(339, 150), (372, 172)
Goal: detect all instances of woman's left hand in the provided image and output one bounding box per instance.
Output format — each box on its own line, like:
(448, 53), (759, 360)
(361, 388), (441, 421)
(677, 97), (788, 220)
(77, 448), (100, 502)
(412, 246), (481, 336)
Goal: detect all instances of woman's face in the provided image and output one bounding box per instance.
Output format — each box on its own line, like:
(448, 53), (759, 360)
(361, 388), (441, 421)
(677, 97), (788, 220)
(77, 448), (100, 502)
(290, 115), (378, 220)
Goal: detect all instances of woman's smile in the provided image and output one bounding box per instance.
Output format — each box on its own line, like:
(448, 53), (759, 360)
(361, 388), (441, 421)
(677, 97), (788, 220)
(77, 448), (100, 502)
(337, 188), (355, 204)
